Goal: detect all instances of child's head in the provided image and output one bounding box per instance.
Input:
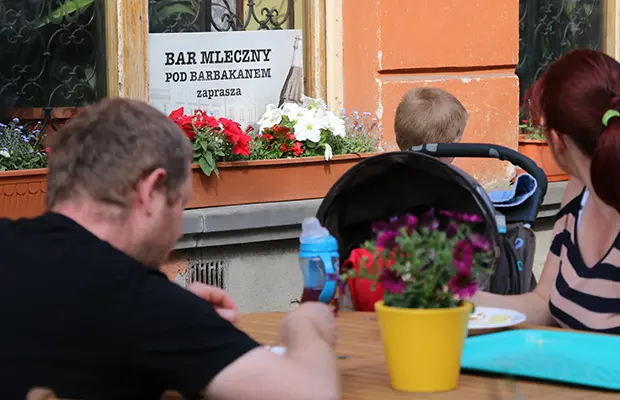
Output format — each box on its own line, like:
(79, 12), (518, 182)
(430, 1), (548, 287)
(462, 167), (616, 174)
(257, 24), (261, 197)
(394, 87), (469, 152)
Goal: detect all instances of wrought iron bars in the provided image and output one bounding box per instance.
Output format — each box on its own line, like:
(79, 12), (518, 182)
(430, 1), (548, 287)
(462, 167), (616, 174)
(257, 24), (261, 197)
(148, 0), (296, 33)
(0, 0), (106, 110)
(517, 0), (603, 101)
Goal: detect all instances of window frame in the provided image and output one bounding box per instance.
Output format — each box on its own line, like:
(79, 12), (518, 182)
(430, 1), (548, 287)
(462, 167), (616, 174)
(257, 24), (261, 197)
(604, 0), (619, 58)
(104, 0), (333, 106)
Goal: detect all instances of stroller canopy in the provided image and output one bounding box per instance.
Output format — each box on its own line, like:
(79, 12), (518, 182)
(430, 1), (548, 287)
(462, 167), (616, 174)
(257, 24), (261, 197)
(316, 151), (502, 264)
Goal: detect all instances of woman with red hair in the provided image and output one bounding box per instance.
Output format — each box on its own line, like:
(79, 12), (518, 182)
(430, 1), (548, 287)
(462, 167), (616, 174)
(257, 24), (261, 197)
(474, 49), (620, 334)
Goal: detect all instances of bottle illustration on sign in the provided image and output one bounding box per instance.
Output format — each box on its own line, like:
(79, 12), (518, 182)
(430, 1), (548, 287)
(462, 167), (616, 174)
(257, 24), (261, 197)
(278, 35), (303, 106)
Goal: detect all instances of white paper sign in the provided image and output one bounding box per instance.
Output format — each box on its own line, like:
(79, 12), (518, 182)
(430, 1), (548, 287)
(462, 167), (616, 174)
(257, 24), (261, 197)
(148, 30), (303, 129)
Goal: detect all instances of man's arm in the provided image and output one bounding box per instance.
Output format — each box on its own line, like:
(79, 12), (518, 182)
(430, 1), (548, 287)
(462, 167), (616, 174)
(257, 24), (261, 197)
(204, 307), (339, 400)
(125, 271), (339, 400)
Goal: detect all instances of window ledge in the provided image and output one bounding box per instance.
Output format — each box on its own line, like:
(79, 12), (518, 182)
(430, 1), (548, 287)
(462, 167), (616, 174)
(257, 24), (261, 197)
(178, 199), (322, 249)
(177, 181), (568, 249)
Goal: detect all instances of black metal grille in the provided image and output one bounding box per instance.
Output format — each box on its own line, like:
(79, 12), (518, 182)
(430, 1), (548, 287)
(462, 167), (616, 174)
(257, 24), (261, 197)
(148, 0), (297, 33)
(517, 0), (603, 101)
(187, 259), (227, 289)
(0, 1), (107, 112)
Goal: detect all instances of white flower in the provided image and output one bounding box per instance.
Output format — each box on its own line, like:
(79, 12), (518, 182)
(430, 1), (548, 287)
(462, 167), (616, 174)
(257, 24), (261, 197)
(257, 104), (283, 132)
(321, 111), (346, 137)
(0, 149), (9, 158)
(293, 115), (322, 142)
(301, 95), (327, 111)
(324, 143), (333, 161)
(281, 102), (305, 122)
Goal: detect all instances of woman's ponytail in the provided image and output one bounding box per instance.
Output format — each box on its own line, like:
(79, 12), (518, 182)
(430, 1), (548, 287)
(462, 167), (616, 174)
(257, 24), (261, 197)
(591, 112), (620, 213)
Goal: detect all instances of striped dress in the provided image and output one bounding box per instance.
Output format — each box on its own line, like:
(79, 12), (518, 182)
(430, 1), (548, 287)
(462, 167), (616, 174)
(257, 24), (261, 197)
(549, 188), (620, 334)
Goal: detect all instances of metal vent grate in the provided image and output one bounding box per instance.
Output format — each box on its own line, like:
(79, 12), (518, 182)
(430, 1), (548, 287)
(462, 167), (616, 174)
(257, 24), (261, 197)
(186, 259), (228, 290)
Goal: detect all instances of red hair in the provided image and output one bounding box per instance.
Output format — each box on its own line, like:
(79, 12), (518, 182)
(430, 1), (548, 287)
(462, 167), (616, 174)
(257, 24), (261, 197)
(528, 49), (620, 213)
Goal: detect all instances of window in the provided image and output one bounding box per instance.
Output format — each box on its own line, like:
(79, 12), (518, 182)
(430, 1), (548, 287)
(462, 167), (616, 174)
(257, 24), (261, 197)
(517, 0), (606, 99)
(148, 0), (303, 33)
(0, 0), (329, 120)
(0, 1), (107, 112)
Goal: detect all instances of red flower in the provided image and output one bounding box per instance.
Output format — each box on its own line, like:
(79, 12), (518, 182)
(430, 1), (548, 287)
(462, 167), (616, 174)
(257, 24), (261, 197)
(272, 124), (290, 139)
(219, 117), (244, 137)
(168, 107), (196, 141)
(233, 138), (251, 157)
(263, 133), (274, 141)
(274, 125), (290, 134)
(218, 117), (251, 156)
(228, 131), (251, 156)
(194, 110), (218, 129)
(179, 117), (196, 141)
(286, 133), (296, 141)
(290, 141), (304, 156)
(280, 143), (288, 152)
(169, 107), (185, 121)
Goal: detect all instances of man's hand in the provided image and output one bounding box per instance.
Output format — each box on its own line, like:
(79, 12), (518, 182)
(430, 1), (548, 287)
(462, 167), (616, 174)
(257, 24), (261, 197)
(188, 282), (239, 323)
(279, 302), (337, 349)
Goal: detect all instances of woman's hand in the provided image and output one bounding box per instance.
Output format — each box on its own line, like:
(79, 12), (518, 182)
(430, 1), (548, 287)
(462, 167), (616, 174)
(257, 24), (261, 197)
(188, 282), (240, 323)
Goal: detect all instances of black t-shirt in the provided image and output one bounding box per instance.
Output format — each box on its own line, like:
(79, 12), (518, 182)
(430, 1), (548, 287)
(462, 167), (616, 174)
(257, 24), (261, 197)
(0, 213), (260, 399)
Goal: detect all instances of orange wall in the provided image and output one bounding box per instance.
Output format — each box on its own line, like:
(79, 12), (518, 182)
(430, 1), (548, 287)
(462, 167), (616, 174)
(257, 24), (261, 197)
(343, 0), (520, 186)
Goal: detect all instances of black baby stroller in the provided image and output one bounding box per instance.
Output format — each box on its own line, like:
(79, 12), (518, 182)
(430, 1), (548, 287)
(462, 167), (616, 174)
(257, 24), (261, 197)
(316, 143), (548, 296)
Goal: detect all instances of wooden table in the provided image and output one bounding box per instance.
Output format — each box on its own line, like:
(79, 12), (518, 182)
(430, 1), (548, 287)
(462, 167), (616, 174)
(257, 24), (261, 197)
(238, 312), (618, 399)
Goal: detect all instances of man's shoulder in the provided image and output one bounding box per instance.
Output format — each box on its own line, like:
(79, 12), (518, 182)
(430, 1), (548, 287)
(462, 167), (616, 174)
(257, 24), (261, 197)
(0, 213), (169, 289)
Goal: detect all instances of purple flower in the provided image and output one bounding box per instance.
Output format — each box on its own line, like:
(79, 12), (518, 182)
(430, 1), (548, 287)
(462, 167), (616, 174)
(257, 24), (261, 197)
(379, 269), (406, 294)
(402, 214), (418, 233)
(445, 223), (459, 238)
(377, 230), (399, 249)
(471, 233), (491, 253)
(373, 214), (418, 235)
(448, 275), (478, 299)
(440, 210), (484, 224)
(453, 239), (474, 276)
(372, 220), (390, 233)
(463, 213), (483, 224)
(439, 210), (455, 218)
(421, 209), (440, 230)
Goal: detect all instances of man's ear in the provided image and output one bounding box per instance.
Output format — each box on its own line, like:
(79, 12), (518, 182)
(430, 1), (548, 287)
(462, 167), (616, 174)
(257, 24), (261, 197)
(135, 168), (168, 216)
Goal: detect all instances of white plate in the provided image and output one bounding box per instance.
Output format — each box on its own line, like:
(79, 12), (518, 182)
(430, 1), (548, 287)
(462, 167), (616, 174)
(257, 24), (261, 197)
(468, 306), (527, 330)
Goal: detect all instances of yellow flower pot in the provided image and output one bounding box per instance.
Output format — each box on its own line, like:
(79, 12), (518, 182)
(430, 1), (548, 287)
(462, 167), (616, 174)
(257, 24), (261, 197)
(374, 300), (472, 392)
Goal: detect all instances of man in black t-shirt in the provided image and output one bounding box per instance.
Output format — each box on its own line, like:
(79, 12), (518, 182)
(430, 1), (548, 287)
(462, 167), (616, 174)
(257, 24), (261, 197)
(0, 99), (339, 400)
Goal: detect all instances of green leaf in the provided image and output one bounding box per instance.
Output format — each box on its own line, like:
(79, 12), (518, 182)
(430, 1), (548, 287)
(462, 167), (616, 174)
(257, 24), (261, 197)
(35, 0), (95, 28)
(152, 4), (197, 20)
(205, 152), (215, 168)
(198, 157), (213, 176)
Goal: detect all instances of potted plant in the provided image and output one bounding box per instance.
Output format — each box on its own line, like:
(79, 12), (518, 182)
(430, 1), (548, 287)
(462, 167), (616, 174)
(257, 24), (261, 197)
(0, 97), (381, 220)
(342, 210), (493, 393)
(0, 118), (48, 219)
(170, 96), (382, 209)
(518, 119), (569, 182)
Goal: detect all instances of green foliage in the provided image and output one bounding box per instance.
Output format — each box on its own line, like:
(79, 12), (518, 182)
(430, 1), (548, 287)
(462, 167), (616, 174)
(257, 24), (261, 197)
(0, 119), (47, 172)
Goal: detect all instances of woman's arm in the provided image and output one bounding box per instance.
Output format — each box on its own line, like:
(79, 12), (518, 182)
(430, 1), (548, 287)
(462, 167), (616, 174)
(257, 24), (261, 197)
(473, 178), (584, 325)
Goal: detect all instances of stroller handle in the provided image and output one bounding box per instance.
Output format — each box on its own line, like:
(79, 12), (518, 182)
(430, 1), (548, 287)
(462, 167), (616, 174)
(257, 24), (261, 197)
(411, 143), (548, 224)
